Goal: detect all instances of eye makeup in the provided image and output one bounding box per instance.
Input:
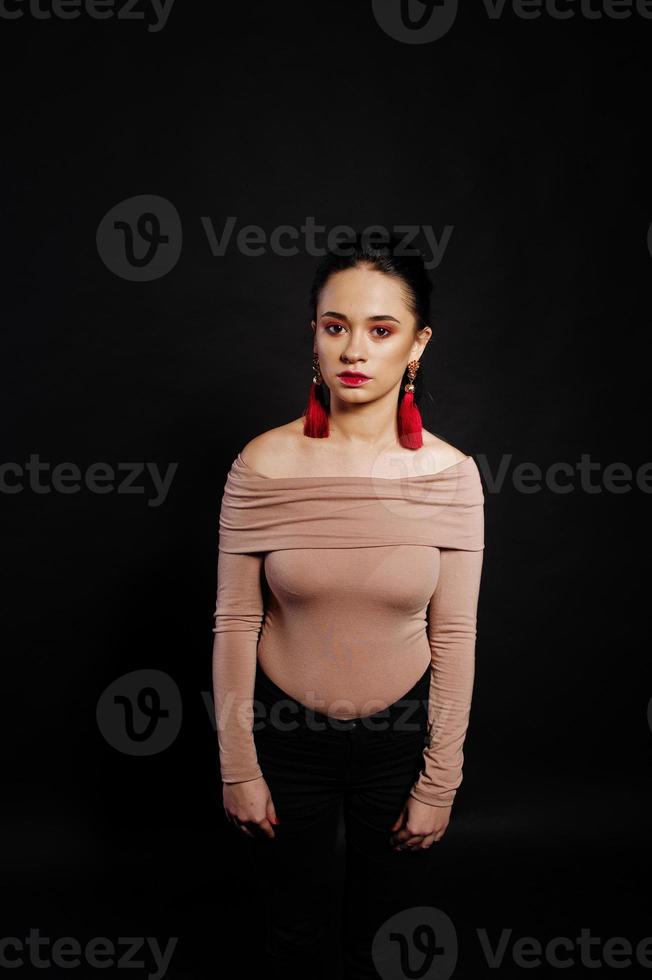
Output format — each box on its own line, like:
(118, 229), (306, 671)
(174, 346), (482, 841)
(322, 321), (395, 339)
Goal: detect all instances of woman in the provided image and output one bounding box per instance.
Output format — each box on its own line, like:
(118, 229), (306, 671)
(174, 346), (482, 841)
(211, 234), (485, 980)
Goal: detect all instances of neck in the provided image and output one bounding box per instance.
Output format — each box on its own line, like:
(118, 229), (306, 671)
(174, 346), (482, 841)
(326, 380), (403, 451)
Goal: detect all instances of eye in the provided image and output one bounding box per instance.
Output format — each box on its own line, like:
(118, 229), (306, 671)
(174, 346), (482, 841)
(323, 322), (393, 338)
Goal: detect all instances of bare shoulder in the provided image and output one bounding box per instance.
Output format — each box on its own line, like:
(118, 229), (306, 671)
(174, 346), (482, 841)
(239, 420), (303, 477)
(240, 422), (469, 478)
(419, 431), (469, 471)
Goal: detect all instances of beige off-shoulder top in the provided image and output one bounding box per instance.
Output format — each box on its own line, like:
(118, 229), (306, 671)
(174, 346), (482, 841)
(212, 450), (485, 807)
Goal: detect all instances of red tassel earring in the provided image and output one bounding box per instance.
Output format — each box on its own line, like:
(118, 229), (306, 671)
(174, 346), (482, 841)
(303, 350), (329, 438)
(398, 359), (423, 449)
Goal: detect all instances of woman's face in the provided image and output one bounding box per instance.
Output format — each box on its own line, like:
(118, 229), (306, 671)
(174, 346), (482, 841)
(311, 263), (431, 402)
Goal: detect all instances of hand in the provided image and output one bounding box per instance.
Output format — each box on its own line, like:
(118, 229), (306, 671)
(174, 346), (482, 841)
(223, 777), (280, 840)
(389, 797), (452, 851)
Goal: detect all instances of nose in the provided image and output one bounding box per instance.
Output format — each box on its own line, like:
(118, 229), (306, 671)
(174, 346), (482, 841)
(341, 328), (369, 368)
(342, 345), (367, 366)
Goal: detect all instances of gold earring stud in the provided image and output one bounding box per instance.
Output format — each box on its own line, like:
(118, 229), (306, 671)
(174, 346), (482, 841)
(404, 359), (419, 393)
(313, 351), (323, 385)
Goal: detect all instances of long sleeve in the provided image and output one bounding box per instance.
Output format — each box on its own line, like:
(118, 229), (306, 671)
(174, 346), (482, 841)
(211, 548), (265, 784)
(409, 547), (484, 808)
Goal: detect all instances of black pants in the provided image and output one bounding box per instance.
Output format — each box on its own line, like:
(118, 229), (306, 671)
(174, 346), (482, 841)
(248, 660), (438, 980)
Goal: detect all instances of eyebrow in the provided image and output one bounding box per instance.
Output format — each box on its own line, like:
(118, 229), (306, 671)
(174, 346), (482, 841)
(320, 311), (401, 324)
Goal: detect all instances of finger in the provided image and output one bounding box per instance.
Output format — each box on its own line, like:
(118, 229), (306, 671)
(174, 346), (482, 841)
(392, 834), (425, 851)
(398, 830), (426, 844)
(253, 817), (277, 840)
(389, 830), (413, 847)
(389, 808), (407, 831)
(229, 814), (254, 837)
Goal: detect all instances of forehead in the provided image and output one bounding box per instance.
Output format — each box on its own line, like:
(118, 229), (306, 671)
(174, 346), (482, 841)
(317, 265), (409, 317)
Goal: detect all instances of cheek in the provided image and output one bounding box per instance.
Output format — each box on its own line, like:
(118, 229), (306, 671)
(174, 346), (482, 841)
(374, 347), (411, 381)
(381, 334), (415, 362)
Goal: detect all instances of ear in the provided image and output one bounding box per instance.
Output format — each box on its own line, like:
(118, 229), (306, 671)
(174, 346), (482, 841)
(412, 326), (432, 358)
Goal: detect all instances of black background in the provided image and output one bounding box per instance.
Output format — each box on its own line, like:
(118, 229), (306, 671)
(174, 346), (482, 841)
(2, 1), (650, 977)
